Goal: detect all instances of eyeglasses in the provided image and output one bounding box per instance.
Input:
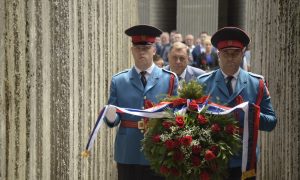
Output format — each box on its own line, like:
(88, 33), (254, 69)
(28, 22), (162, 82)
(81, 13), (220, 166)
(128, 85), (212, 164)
(220, 49), (243, 58)
(132, 45), (153, 51)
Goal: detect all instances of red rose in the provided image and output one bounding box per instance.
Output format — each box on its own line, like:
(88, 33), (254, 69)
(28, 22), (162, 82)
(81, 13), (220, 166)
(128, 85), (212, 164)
(201, 59), (207, 65)
(144, 99), (154, 109)
(180, 136), (193, 146)
(192, 145), (202, 154)
(197, 114), (208, 125)
(170, 168), (180, 176)
(165, 139), (176, 150)
(160, 165), (170, 174)
(172, 98), (187, 107)
(205, 150), (216, 161)
(173, 151), (184, 161)
(192, 156), (201, 166)
(211, 123), (221, 133)
(210, 145), (219, 155)
(188, 100), (198, 111)
(152, 134), (161, 143)
(225, 124), (236, 135)
(175, 116), (185, 128)
(162, 121), (173, 129)
(199, 171), (210, 180)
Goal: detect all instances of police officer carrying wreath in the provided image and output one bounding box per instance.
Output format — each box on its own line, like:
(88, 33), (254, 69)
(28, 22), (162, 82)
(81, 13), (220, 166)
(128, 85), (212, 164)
(104, 25), (178, 180)
(197, 27), (277, 180)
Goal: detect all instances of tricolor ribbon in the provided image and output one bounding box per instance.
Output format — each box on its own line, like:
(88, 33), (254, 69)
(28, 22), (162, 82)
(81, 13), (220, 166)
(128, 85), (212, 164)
(82, 100), (251, 176)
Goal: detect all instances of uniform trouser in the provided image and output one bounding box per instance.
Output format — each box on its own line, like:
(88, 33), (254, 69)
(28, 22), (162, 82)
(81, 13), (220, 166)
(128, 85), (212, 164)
(225, 167), (256, 180)
(117, 163), (165, 180)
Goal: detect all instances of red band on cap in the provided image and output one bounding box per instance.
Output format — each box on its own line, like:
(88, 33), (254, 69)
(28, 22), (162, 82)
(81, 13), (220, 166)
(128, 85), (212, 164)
(217, 40), (244, 49)
(132, 35), (155, 43)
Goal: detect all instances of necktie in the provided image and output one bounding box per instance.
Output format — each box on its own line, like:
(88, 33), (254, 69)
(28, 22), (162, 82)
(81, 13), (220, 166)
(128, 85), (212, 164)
(140, 71), (147, 87)
(226, 76), (233, 95)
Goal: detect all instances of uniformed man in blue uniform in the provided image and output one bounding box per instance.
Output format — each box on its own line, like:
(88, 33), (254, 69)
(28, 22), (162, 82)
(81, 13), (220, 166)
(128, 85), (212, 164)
(104, 25), (178, 180)
(197, 27), (277, 180)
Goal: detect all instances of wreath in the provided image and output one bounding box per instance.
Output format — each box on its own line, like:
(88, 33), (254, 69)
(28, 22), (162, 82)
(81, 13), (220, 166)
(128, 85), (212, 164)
(142, 81), (241, 180)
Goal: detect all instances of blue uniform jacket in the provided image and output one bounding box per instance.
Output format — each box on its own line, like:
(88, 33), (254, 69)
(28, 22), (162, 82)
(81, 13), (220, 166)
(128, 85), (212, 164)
(197, 69), (277, 167)
(105, 66), (178, 165)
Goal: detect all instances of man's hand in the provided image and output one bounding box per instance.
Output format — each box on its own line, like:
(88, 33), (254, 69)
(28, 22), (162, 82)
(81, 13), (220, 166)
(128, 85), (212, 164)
(106, 105), (117, 123)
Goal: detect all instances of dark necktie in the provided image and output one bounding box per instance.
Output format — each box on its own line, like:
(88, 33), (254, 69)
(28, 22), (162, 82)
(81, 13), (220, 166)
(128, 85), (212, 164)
(140, 71), (147, 87)
(226, 76), (234, 95)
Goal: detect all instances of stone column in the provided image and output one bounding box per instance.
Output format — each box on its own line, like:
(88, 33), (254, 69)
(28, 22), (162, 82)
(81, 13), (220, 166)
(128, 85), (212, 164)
(0, 0), (138, 180)
(245, 0), (300, 179)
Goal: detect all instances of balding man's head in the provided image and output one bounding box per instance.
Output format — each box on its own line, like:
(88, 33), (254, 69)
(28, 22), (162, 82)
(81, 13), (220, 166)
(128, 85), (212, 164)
(168, 42), (189, 76)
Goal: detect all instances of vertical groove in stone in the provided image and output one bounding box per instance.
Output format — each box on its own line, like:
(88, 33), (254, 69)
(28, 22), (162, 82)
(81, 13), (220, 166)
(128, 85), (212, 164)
(246, 0), (300, 180)
(1, 0), (138, 179)
(0, 0), (6, 179)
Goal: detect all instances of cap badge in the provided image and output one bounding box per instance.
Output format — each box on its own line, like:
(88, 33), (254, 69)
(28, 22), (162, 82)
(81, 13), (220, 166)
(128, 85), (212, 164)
(227, 40), (233, 46)
(141, 35), (146, 41)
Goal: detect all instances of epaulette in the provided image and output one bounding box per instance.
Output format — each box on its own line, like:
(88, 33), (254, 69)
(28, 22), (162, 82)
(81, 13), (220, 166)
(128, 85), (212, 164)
(162, 68), (177, 76)
(198, 71), (214, 79)
(248, 72), (265, 81)
(112, 69), (130, 77)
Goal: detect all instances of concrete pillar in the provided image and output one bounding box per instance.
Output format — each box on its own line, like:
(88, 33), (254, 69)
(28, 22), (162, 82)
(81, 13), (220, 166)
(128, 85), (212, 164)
(245, 0), (300, 179)
(0, 0), (138, 179)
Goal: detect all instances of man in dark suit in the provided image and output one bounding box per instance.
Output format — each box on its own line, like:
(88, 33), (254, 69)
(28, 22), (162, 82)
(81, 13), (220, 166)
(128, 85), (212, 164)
(165, 42), (205, 82)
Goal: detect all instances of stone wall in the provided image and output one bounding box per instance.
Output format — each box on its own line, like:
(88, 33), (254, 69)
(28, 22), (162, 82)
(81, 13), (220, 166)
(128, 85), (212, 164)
(245, 0), (300, 179)
(0, 0), (137, 179)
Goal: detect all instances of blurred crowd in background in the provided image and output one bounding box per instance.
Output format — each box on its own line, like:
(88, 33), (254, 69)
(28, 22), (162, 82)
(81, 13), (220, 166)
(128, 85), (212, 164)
(153, 30), (251, 72)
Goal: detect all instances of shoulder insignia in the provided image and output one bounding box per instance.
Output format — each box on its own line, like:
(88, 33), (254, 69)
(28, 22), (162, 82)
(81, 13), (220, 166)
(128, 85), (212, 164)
(162, 68), (177, 76)
(198, 71), (214, 79)
(248, 72), (265, 80)
(113, 69), (130, 77)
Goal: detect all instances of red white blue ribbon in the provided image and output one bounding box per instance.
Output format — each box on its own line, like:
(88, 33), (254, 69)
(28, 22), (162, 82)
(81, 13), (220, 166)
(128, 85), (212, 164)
(83, 101), (250, 174)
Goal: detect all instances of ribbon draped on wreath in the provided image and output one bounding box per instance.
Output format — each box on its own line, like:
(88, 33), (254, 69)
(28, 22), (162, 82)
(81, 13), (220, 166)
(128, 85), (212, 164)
(82, 97), (256, 178)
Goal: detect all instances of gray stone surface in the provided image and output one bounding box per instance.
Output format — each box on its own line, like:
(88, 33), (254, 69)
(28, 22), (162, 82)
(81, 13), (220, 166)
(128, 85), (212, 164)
(0, 0), (137, 179)
(245, 0), (300, 179)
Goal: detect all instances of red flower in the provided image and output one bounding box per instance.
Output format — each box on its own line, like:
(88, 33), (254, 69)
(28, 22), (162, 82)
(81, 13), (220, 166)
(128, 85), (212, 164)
(180, 136), (193, 146)
(199, 171), (210, 180)
(197, 114), (208, 125)
(144, 99), (154, 109)
(225, 124), (236, 135)
(173, 151), (184, 161)
(152, 134), (161, 143)
(211, 123), (221, 133)
(175, 116), (185, 128)
(160, 165), (170, 175)
(201, 59), (207, 65)
(172, 98), (187, 107)
(210, 145), (219, 155)
(205, 150), (216, 161)
(170, 168), (181, 176)
(192, 156), (201, 166)
(165, 139), (176, 150)
(188, 100), (198, 111)
(162, 121), (173, 129)
(192, 145), (202, 154)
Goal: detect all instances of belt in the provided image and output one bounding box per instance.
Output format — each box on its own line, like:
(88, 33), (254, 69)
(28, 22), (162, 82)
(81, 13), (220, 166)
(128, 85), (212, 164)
(120, 119), (148, 133)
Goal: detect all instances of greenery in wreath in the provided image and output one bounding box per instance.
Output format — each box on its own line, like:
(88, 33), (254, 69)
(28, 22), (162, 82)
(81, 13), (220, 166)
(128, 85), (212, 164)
(142, 81), (241, 180)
